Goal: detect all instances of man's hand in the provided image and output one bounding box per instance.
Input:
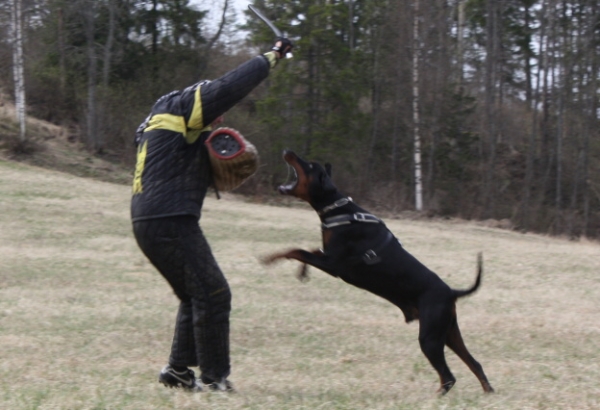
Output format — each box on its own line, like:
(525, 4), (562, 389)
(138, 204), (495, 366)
(272, 38), (293, 59)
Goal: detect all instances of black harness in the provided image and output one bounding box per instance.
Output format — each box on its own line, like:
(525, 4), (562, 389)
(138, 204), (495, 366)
(319, 198), (397, 265)
(321, 212), (382, 229)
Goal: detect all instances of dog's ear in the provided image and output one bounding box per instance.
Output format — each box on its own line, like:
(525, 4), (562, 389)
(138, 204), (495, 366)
(325, 163), (332, 177)
(319, 169), (336, 192)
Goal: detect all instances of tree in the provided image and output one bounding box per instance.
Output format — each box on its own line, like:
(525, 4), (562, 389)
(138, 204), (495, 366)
(83, 0), (99, 151)
(248, 0), (375, 176)
(482, 0), (499, 218)
(412, 0), (423, 211)
(11, 0), (26, 142)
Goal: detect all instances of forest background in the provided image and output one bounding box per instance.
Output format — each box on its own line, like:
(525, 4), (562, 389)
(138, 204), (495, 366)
(0, 0), (599, 239)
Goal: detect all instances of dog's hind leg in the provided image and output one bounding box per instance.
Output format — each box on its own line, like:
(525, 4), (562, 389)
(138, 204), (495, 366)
(445, 312), (494, 393)
(417, 302), (456, 395)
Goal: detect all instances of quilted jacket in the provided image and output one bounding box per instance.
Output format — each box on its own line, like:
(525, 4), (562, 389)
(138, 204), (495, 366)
(131, 54), (274, 222)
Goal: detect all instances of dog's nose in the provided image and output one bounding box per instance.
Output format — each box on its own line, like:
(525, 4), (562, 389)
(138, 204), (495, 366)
(282, 150), (296, 160)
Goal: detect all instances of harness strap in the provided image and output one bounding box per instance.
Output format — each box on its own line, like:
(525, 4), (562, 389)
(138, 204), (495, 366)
(349, 231), (394, 266)
(320, 212), (396, 266)
(362, 231), (394, 265)
(321, 212), (382, 229)
(318, 197), (353, 215)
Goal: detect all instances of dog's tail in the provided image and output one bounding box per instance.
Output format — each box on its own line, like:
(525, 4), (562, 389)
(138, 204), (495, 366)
(452, 252), (483, 299)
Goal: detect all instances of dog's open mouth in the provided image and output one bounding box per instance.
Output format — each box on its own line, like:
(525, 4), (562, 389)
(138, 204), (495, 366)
(278, 150), (300, 195)
(278, 163), (298, 194)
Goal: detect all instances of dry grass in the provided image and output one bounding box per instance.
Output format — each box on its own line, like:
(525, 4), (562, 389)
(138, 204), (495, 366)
(1, 158), (599, 410)
(0, 89), (132, 186)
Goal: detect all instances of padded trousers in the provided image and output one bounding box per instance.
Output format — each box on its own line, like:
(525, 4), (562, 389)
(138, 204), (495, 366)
(133, 215), (231, 382)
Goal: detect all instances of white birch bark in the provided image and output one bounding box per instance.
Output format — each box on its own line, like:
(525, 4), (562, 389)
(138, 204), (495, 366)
(11, 0), (26, 142)
(412, 0), (423, 211)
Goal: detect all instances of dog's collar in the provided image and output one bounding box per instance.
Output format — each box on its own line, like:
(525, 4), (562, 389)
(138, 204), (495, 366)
(317, 197), (353, 216)
(321, 212), (382, 229)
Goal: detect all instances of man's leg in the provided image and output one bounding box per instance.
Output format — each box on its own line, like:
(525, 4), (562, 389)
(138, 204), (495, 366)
(183, 223), (232, 387)
(133, 218), (199, 367)
(133, 216), (233, 389)
(169, 300), (198, 368)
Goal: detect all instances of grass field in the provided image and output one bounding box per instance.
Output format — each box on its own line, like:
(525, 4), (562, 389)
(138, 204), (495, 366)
(1, 158), (599, 410)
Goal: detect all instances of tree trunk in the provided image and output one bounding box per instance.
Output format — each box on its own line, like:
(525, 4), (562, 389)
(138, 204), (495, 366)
(582, 0), (598, 236)
(102, 0), (115, 87)
(305, 43), (315, 156)
(483, 0), (498, 218)
(348, 0), (354, 49)
(537, 0), (556, 213)
(365, 23), (382, 192)
(456, 0), (466, 85)
(412, 0), (423, 211)
(553, 1), (574, 234)
(11, 0), (26, 142)
(57, 7), (66, 97)
(523, 3), (533, 104)
(522, 0), (548, 230)
(84, 0), (98, 151)
(204, 0), (229, 52)
(582, 61), (596, 237)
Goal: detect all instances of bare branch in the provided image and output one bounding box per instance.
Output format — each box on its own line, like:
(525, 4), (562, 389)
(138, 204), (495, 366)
(205, 0), (229, 52)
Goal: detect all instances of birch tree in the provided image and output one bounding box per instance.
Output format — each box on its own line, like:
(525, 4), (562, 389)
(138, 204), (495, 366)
(412, 0), (423, 211)
(11, 0), (26, 142)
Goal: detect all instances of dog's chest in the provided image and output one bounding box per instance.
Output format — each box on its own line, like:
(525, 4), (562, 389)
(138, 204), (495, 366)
(321, 229), (332, 247)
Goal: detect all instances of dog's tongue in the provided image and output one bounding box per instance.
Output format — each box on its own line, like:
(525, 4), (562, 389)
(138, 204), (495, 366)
(278, 185), (292, 195)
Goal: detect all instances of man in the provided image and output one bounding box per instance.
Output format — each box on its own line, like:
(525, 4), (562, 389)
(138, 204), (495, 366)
(131, 38), (293, 392)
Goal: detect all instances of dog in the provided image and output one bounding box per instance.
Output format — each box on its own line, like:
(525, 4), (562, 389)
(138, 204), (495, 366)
(262, 150), (494, 395)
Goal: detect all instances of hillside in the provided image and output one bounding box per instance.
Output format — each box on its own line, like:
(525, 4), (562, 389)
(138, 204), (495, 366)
(0, 89), (132, 185)
(1, 146), (600, 409)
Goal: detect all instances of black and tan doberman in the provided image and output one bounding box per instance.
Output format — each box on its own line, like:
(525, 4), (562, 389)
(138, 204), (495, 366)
(263, 150), (494, 395)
